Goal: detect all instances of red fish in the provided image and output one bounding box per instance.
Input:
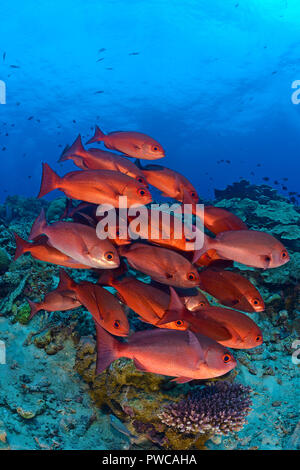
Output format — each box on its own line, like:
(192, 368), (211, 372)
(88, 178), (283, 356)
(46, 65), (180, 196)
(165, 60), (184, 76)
(13, 232), (91, 269)
(98, 273), (190, 330)
(194, 230), (290, 269)
(29, 209), (119, 269)
(70, 279), (129, 337)
(86, 125), (165, 160)
(37, 163), (152, 207)
(157, 289), (263, 349)
(27, 270), (81, 320)
(118, 243), (200, 288)
(59, 135), (147, 185)
(140, 163), (199, 203)
(194, 206), (247, 235)
(190, 307), (263, 349)
(198, 268), (265, 313)
(95, 324), (236, 381)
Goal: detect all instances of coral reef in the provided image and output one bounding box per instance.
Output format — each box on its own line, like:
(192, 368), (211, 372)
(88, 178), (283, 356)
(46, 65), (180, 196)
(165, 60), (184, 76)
(0, 247), (10, 273)
(0, 185), (299, 450)
(159, 381), (252, 435)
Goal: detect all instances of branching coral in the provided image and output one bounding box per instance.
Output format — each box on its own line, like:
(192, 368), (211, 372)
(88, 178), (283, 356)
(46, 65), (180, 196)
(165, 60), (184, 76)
(159, 381), (252, 436)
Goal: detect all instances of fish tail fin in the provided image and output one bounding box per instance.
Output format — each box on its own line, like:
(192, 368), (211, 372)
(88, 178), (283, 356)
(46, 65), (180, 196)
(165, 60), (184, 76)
(13, 232), (30, 260)
(97, 262), (127, 286)
(58, 135), (86, 162)
(156, 287), (189, 326)
(38, 163), (60, 198)
(57, 269), (77, 292)
(29, 209), (47, 241)
(193, 233), (212, 264)
(94, 322), (122, 375)
(134, 159), (143, 169)
(59, 198), (73, 220)
(97, 270), (115, 287)
(27, 299), (41, 321)
(86, 125), (106, 144)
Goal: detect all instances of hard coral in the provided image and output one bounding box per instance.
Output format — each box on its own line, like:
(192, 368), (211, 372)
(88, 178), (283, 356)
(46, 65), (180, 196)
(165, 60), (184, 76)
(159, 381), (252, 436)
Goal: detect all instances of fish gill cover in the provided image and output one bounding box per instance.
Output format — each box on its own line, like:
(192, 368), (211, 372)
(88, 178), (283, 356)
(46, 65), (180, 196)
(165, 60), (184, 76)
(0, 0), (299, 453)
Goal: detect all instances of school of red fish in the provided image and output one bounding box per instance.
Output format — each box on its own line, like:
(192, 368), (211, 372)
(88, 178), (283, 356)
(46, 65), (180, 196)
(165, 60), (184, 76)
(14, 126), (290, 383)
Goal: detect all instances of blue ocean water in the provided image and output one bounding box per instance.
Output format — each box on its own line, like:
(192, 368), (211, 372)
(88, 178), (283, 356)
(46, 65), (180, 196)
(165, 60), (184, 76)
(0, 0), (300, 202)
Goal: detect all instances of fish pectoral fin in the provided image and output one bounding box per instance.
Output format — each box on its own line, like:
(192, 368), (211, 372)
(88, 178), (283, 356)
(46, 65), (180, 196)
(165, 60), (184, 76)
(133, 357), (148, 372)
(69, 228), (90, 256)
(187, 330), (205, 364)
(170, 376), (193, 384)
(259, 254), (272, 269)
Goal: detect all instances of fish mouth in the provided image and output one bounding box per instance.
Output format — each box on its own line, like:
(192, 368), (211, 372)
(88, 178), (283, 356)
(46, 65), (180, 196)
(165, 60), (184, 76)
(90, 256), (119, 268)
(253, 305), (265, 312)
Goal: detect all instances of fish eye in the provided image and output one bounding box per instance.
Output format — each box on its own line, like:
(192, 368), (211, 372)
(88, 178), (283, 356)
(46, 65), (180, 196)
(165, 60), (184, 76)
(137, 176), (145, 184)
(281, 250), (288, 259)
(176, 320), (183, 326)
(152, 145), (159, 152)
(187, 272), (196, 281)
(104, 251), (114, 261)
(137, 188), (147, 197)
(113, 320), (121, 329)
(255, 335), (262, 342)
(252, 298), (260, 306)
(190, 191), (197, 198)
(199, 302), (205, 307)
(222, 353), (232, 363)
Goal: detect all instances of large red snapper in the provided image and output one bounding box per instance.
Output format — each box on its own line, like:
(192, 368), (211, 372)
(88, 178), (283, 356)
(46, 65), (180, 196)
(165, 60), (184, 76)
(118, 243), (200, 288)
(27, 270), (81, 320)
(37, 163), (152, 207)
(157, 289), (263, 350)
(194, 230), (290, 269)
(95, 325), (236, 382)
(87, 126), (165, 160)
(98, 273), (190, 330)
(198, 268), (265, 313)
(59, 135), (147, 185)
(71, 280), (129, 337)
(29, 209), (119, 269)
(13, 232), (92, 269)
(141, 163), (199, 203)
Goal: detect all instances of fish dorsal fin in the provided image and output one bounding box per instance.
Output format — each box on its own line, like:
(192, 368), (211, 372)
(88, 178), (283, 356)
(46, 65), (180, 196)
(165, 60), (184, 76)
(31, 234), (50, 246)
(57, 269), (76, 292)
(168, 286), (185, 312)
(156, 287), (188, 326)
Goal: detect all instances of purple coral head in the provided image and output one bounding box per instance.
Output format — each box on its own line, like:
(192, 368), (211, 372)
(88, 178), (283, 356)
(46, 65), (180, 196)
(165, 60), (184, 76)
(159, 381), (252, 436)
